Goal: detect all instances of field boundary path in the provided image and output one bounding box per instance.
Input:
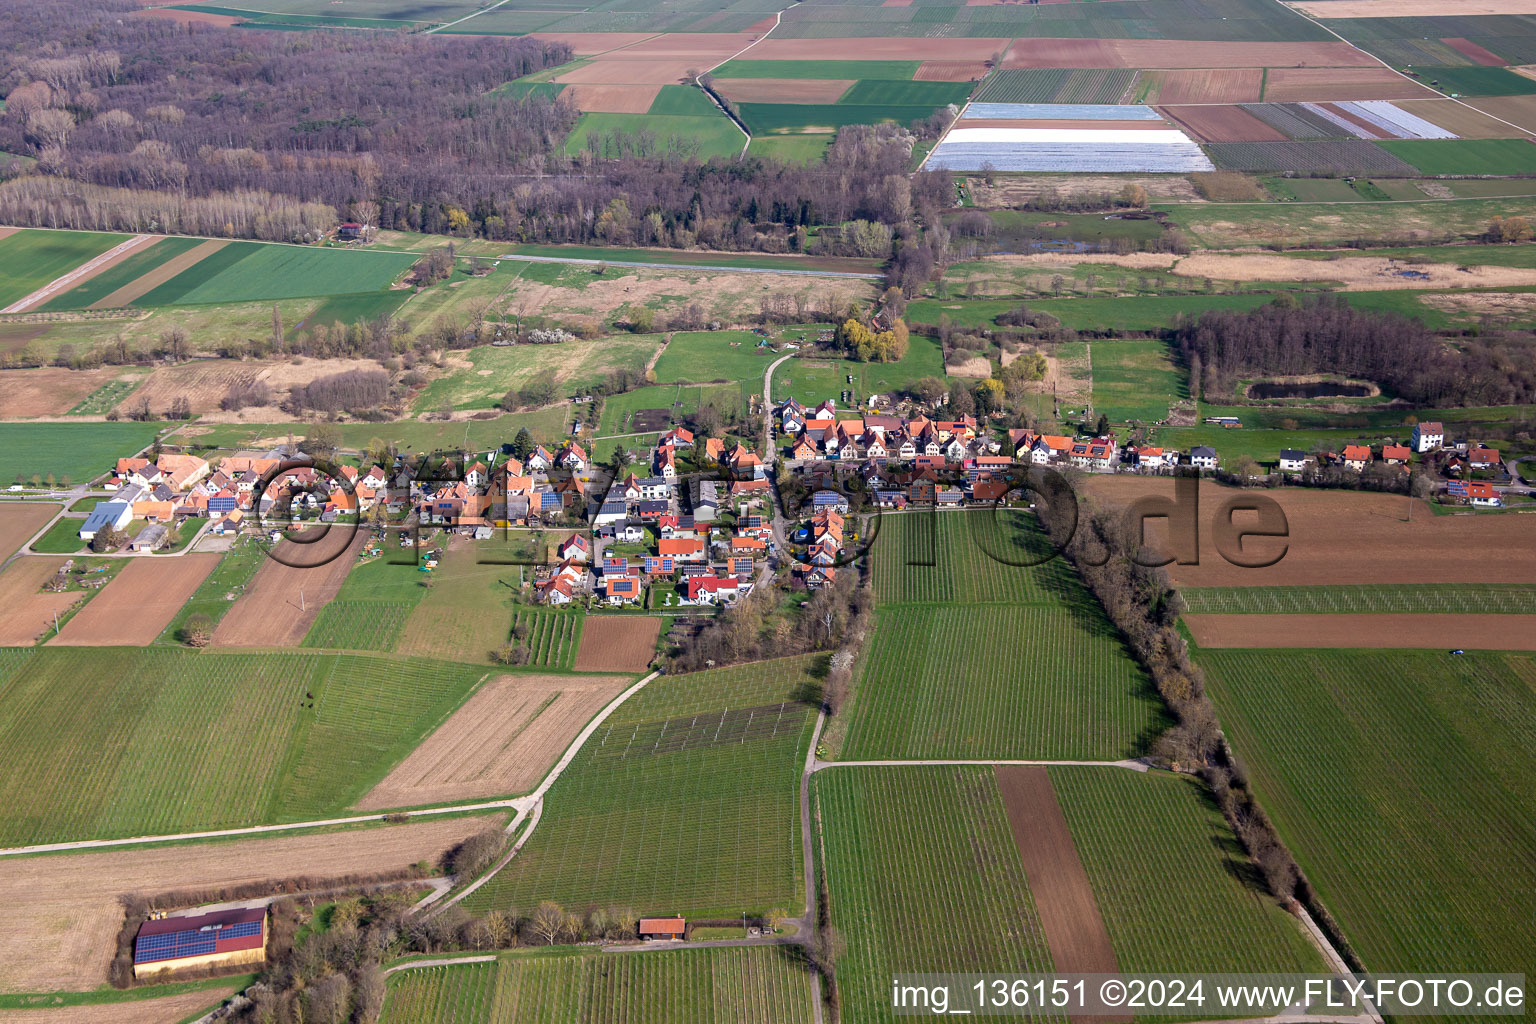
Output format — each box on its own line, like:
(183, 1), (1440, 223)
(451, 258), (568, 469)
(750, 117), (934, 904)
(0, 234), (156, 314)
(812, 757), (1150, 772)
(382, 954), (498, 976)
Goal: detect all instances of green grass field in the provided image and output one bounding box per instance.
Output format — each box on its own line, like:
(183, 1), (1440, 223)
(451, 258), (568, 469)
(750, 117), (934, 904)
(381, 947), (814, 1023)
(814, 765), (1056, 1024)
(1378, 138), (1536, 176)
(0, 229), (131, 309)
(652, 330), (775, 385)
(1181, 583), (1536, 614)
(710, 59), (920, 80)
(28, 517), (87, 554)
(1407, 65), (1536, 97)
(1201, 649), (1536, 990)
(768, 335), (945, 408)
(840, 510), (1167, 761)
(1089, 340), (1185, 424)
(414, 334), (663, 412)
(460, 658), (819, 918)
(1167, 196), (1536, 249)
(1053, 768), (1325, 973)
(396, 542), (547, 665)
(745, 135), (833, 164)
(135, 241), (417, 306)
(0, 647), (488, 846)
(0, 421), (161, 487)
(597, 383), (750, 436)
(182, 406), (571, 454)
(564, 112), (743, 161)
(738, 103), (949, 135)
(37, 236), (205, 311)
(302, 552), (427, 651)
(647, 84), (721, 117)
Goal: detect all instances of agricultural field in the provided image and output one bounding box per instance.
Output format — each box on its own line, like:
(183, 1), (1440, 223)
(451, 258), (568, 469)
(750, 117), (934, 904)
(134, 241), (417, 306)
(1088, 339), (1185, 423)
(380, 947), (814, 1024)
(1379, 137), (1536, 174)
(1186, 612), (1536, 649)
(0, 421), (160, 487)
(460, 658), (818, 918)
(597, 382), (751, 436)
(651, 330), (776, 385)
(357, 670), (634, 810)
(0, 647), (487, 846)
(0, 557), (82, 646)
(870, 508), (1081, 606)
(744, 134), (833, 164)
(213, 531), (368, 647)
(564, 111), (744, 161)
(0, 229), (131, 310)
(1201, 649), (1536, 985)
(1181, 583), (1536, 614)
(414, 334), (664, 412)
(49, 554), (219, 646)
(156, 535), (268, 643)
(36, 236), (206, 311)
(395, 542), (546, 665)
(1405, 64), (1536, 97)
(572, 614), (661, 672)
(813, 766), (1056, 1024)
(1051, 768), (1325, 972)
(0, 502), (60, 559)
(838, 602), (1165, 761)
(183, 407), (572, 454)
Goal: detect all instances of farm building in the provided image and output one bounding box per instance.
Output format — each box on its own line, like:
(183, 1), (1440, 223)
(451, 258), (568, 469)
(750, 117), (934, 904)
(638, 916), (686, 941)
(78, 500), (132, 541)
(133, 906), (266, 979)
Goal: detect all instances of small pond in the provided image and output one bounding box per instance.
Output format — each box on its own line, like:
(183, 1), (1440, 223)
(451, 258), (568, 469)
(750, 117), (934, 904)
(1247, 380), (1376, 400)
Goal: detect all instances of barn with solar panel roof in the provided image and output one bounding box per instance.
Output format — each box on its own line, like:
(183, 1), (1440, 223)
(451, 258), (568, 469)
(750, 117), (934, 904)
(133, 906), (266, 978)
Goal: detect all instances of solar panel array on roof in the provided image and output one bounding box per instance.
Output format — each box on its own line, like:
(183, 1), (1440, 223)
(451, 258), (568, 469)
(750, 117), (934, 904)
(134, 918), (261, 964)
(209, 495), (237, 513)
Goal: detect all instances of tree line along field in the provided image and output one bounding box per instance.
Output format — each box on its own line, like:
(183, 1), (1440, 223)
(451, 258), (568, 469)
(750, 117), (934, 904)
(460, 657), (820, 919)
(816, 765), (1327, 1024)
(1181, 583), (1536, 615)
(1200, 649), (1536, 996)
(0, 228), (131, 308)
(0, 647), (488, 847)
(381, 946), (814, 1024)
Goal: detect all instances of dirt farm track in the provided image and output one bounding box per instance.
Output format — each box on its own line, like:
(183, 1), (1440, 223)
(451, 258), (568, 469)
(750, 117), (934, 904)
(50, 554), (219, 646)
(213, 530), (366, 647)
(0, 815), (501, 992)
(1085, 478), (1536, 587)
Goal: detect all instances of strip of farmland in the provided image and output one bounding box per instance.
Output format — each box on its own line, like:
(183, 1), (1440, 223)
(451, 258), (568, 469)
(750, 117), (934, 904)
(1185, 612), (1536, 649)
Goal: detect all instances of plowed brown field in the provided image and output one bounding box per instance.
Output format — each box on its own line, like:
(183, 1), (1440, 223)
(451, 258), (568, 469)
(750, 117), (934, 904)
(0, 502), (60, 558)
(0, 988), (238, 1024)
(212, 531), (365, 647)
(0, 367), (128, 417)
(0, 557), (78, 646)
(573, 615), (661, 672)
(0, 815), (500, 991)
(565, 83), (663, 112)
(116, 359), (261, 417)
(995, 766), (1129, 1024)
(50, 554), (218, 646)
(131, 6), (241, 24)
(1396, 98), (1518, 137)
(526, 32), (657, 54)
(557, 59), (697, 85)
(606, 32), (760, 61)
(1084, 478), (1536, 587)
(1185, 613), (1536, 649)
(1162, 104), (1288, 142)
(1140, 68), (1264, 104)
(1264, 66), (1436, 101)
(914, 60), (990, 81)
(1293, 0), (1536, 15)
(1443, 36), (1507, 65)
(1003, 38), (1376, 68)
(1467, 94), (1536, 133)
(357, 672), (634, 809)
(715, 78), (854, 103)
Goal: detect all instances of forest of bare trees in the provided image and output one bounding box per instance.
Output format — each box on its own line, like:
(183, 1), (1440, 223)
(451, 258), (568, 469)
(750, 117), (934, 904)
(1176, 295), (1536, 407)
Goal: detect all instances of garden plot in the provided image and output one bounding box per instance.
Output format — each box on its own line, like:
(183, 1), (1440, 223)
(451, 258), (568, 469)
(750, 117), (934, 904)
(928, 126), (1213, 172)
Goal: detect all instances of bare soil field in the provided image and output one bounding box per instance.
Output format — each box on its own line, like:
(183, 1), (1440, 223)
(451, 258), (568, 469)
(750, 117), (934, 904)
(751, 38), (1009, 61)
(557, 59), (698, 85)
(1139, 68), (1264, 104)
(1467, 94), (1536, 133)
(0, 988), (238, 1024)
(357, 673), (634, 809)
(0, 228), (17, 243)
(131, 5), (242, 24)
(1162, 104), (1288, 142)
(915, 60), (990, 81)
(565, 83), (662, 113)
(715, 78), (854, 103)
(0, 367), (132, 418)
(1084, 477), (1536, 587)
(0, 557), (78, 646)
(0, 503), (59, 559)
(0, 815), (500, 992)
(50, 554), (218, 646)
(526, 32), (658, 54)
(606, 32), (761, 62)
(1396, 98), (1518, 138)
(1185, 613), (1536, 649)
(213, 532), (366, 647)
(572, 615), (661, 672)
(1443, 37), (1507, 65)
(1264, 67), (1435, 102)
(1293, 0), (1536, 15)
(1003, 39), (1375, 69)
(1175, 253), (1536, 290)
(966, 174), (1203, 205)
(946, 354), (993, 377)
(89, 238), (228, 310)
(995, 766), (1128, 1023)
(117, 359), (260, 417)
